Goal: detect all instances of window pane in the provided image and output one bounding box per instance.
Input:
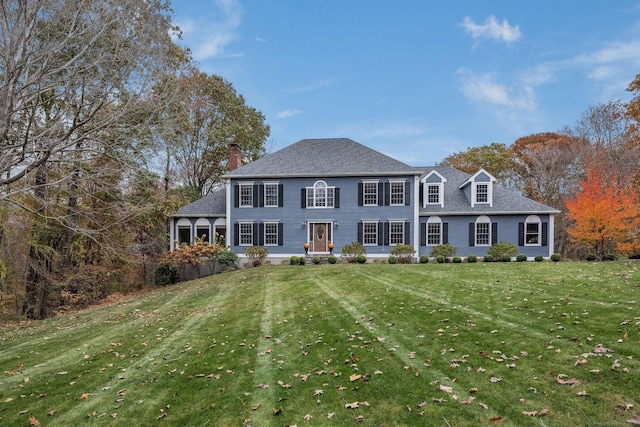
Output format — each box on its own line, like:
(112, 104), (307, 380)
(264, 184), (278, 207)
(264, 222), (278, 245)
(427, 185), (440, 204)
(476, 184), (488, 203)
(476, 222), (490, 245)
(363, 182), (377, 205)
(363, 222), (377, 245)
(390, 182), (404, 205)
(389, 221), (404, 245)
(240, 185), (253, 207)
(239, 223), (253, 245)
(427, 223), (441, 245)
(525, 222), (539, 244)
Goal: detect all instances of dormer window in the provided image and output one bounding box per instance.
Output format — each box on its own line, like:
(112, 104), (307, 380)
(422, 171), (446, 208)
(474, 183), (489, 204)
(461, 169), (495, 207)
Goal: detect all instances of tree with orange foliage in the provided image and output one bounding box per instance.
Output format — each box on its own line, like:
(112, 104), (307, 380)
(565, 168), (640, 259)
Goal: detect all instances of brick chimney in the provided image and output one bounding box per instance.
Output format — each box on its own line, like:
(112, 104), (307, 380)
(228, 143), (242, 171)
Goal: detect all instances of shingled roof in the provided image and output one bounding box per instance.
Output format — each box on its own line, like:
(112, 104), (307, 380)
(224, 138), (419, 178)
(418, 166), (560, 215)
(173, 188), (226, 217)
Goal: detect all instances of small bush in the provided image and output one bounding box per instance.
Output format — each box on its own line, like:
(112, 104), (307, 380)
(603, 253), (617, 261)
(466, 255), (477, 263)
(327, 255), (337, 264)
(356, 254), (367, 264)
(483, 254), (494, 263)
(390, 244), (416, 264)
(430, 243), (456, 258)
(452, 256), (462, 263)
(290, 256), (299, 265)
(487, 242), (518, 260)
(550, 253), (561, 262)
(312, 256), (321, 264)
(501, 254), (511, 262)
(298, 256), (307, 265)
(342, 242), (367, 263)
(245, 246), (268, 267)
(585, 253), (596, 261)
(154, 264), (178, 287)
(516, 254), (527, 262)
(388, 255), (397, 264)
(534, 255), (543, 262)
(217, 250), (239, 270)
(436, 255), (445, 264)
(419, 255), (429, 264)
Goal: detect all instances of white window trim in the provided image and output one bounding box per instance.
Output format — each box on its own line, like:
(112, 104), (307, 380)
(362, 180), (379, 206)
(238, 221), (254, 246)
(362, 220), (378, 246)
(472, 182), (492, 207)
(388, 220), (405, 245)
(475, 216), (491, 246)
(263, 182), (280, 208)
(525, 215), (542, 247)
(389, 179), (406, 206)
(425, 183), (444, 207)
(263, 221), (279, 246)
(238, 182), (254, 208)
(306, 180), (335, 209)
(426, 216), (442, 246)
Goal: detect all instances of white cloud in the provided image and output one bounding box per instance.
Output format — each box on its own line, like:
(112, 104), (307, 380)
(460, 16), (522, 45)
(457, 68), (536, 110)
(277, 109), (302, 118)
(177, 0), (244, 61)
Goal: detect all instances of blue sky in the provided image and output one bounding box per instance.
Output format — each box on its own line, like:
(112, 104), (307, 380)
(169, 0), (640, 166)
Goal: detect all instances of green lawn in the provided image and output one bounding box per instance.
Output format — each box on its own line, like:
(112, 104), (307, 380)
(1, 261), (638, 426)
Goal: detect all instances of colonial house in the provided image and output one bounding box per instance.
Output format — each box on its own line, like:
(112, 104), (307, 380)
(170, 138), (560, 261)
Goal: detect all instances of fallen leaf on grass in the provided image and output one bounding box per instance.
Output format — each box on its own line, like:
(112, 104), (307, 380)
(345, 402), (359, 409)
(80, 393), (91, 400)
(272, 408), (282, 416)
(303, 413), (312, 421)
(627, 419), (640, 425)
(490, 377), (502, 383)
(252, 403), (261, 410)
(29, 416), (40, 426)
(349, 374), (361, 382)
(489, 416), (503, 422)
(523, 411), (538, 416)
(439, 385), (453, 393)
(556, 377), (581, 386)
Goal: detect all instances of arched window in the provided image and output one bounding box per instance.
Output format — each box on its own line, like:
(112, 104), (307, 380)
(475, 215), (491, 246)
(306, 180), (335, 208)
(524, 215), (541, 246)
(176, 218), (192, 246)
(195, 218), (211, 243)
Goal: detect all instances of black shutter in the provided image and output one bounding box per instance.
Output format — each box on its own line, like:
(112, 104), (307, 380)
(278, 184), (284, 207)
(443, 223), (449, 244)
(258, 184), (264, 207)
(420, 222), (426, 246)
(404, 221), (410, 244)
(405, 182), (410, 205)
(334, 188), (340, 208)
(301, 188), (306, 208)
(253, 223), (259, 246)
(542, 222), (548, 246)
(382, 182), (390, 206)
(381, 221), (388, 246)
(518, 223), (524, 246)
(358, 183), (363, 206)
(253, 184), (259, 207)
(469, 223), (475, 247)
(491, 223), (498, 245)
(278, 223), (284, 246)
(234, 223), (239, 246)
(258, 222), (264, 246)
(234, 184), (239, 208)
(419, 183), (424, 207)
(377, 182), (384, 206)
(357, 222), (363, 244)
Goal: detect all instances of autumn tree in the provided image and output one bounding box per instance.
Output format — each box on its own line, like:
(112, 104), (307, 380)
(625, 76), (640, 188)
(156, 69), (270, 201)
(439, 143), (518, 190)
(565, 168), (640, 259)
(0, 0), (182, 318)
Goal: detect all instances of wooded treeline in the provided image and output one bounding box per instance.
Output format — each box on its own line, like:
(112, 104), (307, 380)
(0, 0), (269, 319)
(0, 1), (638, 320)
(440, 96), (640, 261)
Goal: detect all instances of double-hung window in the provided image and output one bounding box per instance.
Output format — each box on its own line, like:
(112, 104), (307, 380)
(362, 221), (378, 245)
(239, 222), (254, 246)
(264, 183), (279, 207)
(263, 222), (279, 246)
(475, 220), (491, 246)
(475, 183), (488, 204)
(390, 181), (405, 206)
(524, 215), (541, 246)
(363, 181), (378, 206)
(427, 184), (441, 204)
(389, 221), (405, 245)
(427, 222), (441, 245)
(239, 184), (253, 207)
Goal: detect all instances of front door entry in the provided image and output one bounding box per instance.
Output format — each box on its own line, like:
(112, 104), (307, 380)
(309, 222), (331, 253)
